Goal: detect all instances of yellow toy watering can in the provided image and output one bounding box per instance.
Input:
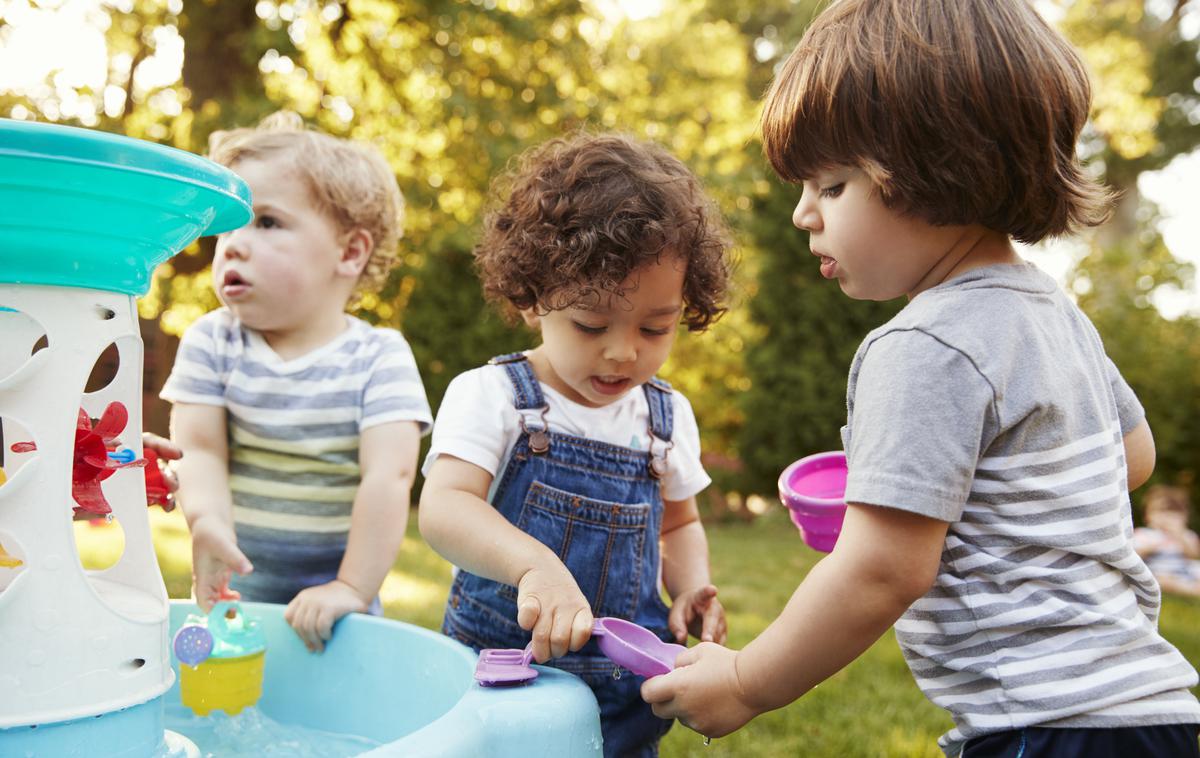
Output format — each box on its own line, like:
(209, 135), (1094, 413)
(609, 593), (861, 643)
(173, 601), (267, 717)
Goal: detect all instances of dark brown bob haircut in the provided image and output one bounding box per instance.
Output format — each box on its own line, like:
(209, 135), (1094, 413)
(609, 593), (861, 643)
(761, 0), (1112, 244)
(475, 132), (732, 332)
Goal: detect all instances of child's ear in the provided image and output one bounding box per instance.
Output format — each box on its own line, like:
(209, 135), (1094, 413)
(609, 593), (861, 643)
(519, 308), (541, 329)
(337, 229), (374, 278)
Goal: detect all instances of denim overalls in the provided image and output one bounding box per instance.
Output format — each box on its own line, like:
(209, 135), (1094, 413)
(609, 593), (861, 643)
(442, 354), (676, 757)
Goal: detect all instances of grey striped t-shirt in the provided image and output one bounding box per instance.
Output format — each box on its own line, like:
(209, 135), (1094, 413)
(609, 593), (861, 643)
(160, 308), (432, 603)
(842, 263), (1200, 755)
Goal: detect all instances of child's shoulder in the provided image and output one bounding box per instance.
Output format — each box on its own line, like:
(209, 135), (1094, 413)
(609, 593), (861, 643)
(863, 263), (1068, 355)
(445, 361), (517, 402)
(342, 316), (418, 357)
(904, 261), (1055, 319)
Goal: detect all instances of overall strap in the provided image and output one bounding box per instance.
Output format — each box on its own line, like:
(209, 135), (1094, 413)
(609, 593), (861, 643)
(489, 352), (551, 454)
(488, 352), (547, 411)
(642, 376), (674, 443)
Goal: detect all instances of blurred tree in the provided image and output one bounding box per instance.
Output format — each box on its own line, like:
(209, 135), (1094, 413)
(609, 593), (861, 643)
(249, 0), (766, 467)
(1058, 0), (1200, 497)
(1, 0), (1195, 503)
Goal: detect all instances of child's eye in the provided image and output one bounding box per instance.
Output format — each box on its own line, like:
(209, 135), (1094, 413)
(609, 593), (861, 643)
(256, 214), (280, 229)
(641, 327), (672, 337)
(572, 322), (606, 335)
(818, 183), (844, 199)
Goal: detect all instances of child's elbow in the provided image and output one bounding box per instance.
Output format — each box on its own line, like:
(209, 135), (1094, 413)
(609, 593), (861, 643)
(895, 565), (939, 606)
(417, 488), (447, 543)
(1123, 420), (1156, 491)
(417, 492), (435, 534)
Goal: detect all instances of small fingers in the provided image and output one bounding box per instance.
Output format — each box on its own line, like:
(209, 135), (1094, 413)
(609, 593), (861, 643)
(569, 607), (594, 652)
(674, 643), (703, 668)
(695, 584), (718, 606)
(530, 620), (552, 663)
(142, 432), (183, 460)
(549, 604), (588, 657)
(313, 608), (336, 652)
(161, 465), (179, 494)
(701, 601), (725, 643)
(285, 596), (319, 652)
(640, 668), (679, 706)
(668, 600), (689, 643)
(517, 595), (541, 632)
(298, 610), (320, 652)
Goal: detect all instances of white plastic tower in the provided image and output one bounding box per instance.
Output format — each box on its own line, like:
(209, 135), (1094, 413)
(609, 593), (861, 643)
(0, 285), (171, 727)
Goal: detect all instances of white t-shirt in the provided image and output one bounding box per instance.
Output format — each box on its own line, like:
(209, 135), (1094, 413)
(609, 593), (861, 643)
(423, 363), (711, 503)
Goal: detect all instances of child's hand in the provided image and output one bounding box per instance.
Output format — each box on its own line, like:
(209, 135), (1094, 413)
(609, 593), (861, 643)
(641, 643), (759, 740)
(142, 432), (181, 505)
(516, 563), (594, 663)
(669, 584), (727, 645)
(190, 516), (252, 611)
(284, 579), (369, 653)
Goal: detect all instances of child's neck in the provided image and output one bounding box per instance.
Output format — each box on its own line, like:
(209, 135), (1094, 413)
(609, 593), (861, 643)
(259, 311), (349, 361)
(911, 227), (1019, 299)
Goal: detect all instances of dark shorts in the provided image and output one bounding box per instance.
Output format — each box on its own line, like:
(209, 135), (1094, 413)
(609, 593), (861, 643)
(962, 724), (1200, 757)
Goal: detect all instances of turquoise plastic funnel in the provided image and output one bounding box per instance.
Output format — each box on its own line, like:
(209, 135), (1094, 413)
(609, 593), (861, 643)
(0, 118), (251, 295)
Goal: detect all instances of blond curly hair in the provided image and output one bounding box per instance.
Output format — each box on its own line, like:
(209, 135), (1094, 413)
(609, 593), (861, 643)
(207, 111), (404, 296)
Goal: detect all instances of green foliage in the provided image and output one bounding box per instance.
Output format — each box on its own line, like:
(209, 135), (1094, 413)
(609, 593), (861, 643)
(2, 0), (1197, 504)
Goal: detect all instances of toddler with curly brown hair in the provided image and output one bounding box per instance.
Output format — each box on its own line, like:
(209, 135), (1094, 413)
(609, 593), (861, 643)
(419, 132), (733, 757)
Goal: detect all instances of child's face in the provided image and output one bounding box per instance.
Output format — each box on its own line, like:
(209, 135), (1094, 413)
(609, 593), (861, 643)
(791, 167), (974, 301)
(524, 256), (685, 408)
(1147, 507), (1189, 532)
(212, 156), (350, 334)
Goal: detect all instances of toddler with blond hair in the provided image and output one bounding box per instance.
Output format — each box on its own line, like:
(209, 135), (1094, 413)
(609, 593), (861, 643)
(162, 112), (431, 651)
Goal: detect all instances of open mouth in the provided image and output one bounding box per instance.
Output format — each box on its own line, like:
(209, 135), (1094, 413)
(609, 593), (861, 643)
(220, 270), (250, 296)
(814, 253), (837, 279)
(590, 376), (631, 396)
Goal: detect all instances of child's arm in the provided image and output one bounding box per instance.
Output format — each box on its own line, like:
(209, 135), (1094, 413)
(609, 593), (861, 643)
(284, 421), (421, 652)
(642, 503), (948, 738)
(1123, 419), (1155, 491)
(170, 403), (252, 610)
(661, 496), (726, 644)
(419, 455), (593, 663)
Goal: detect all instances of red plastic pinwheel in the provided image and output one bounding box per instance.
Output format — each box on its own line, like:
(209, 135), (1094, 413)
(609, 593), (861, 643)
(71, 403), (147, 517)
(10, 402), (146, 517)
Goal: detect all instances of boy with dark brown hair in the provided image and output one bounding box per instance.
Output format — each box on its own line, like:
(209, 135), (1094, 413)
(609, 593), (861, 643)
(642, 2), (1200, 755)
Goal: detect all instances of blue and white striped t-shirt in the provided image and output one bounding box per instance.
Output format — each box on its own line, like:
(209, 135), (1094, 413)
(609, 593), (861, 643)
(160, 308), (432, 603)
(842, 263), (1200, 756)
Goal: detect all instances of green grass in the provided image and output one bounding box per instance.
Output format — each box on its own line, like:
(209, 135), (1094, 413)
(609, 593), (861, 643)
(75, 507), (1200, 757)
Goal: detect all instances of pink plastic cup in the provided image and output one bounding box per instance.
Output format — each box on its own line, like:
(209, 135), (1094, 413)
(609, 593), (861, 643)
(778, 451), (848, 552)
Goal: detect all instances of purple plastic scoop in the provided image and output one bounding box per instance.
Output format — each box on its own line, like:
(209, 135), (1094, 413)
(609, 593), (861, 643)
(475, 643), (538, 687)
(474, 617), (686, 686)
(591, 617), (686, 678)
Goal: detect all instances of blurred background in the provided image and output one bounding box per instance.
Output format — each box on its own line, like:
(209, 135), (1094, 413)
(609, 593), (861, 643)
(1, 0), (1196, 517)
(3, 1), (1199, 755)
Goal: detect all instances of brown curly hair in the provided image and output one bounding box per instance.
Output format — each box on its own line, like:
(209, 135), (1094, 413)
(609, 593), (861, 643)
(475, 132), (732, 332)
(207, 111), (404, 296)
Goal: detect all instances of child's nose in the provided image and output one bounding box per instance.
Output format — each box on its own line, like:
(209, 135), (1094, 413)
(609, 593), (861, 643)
(793, 196), (820, 232)
(218, 228), (250, 259)
(603, 333), (637, 364)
